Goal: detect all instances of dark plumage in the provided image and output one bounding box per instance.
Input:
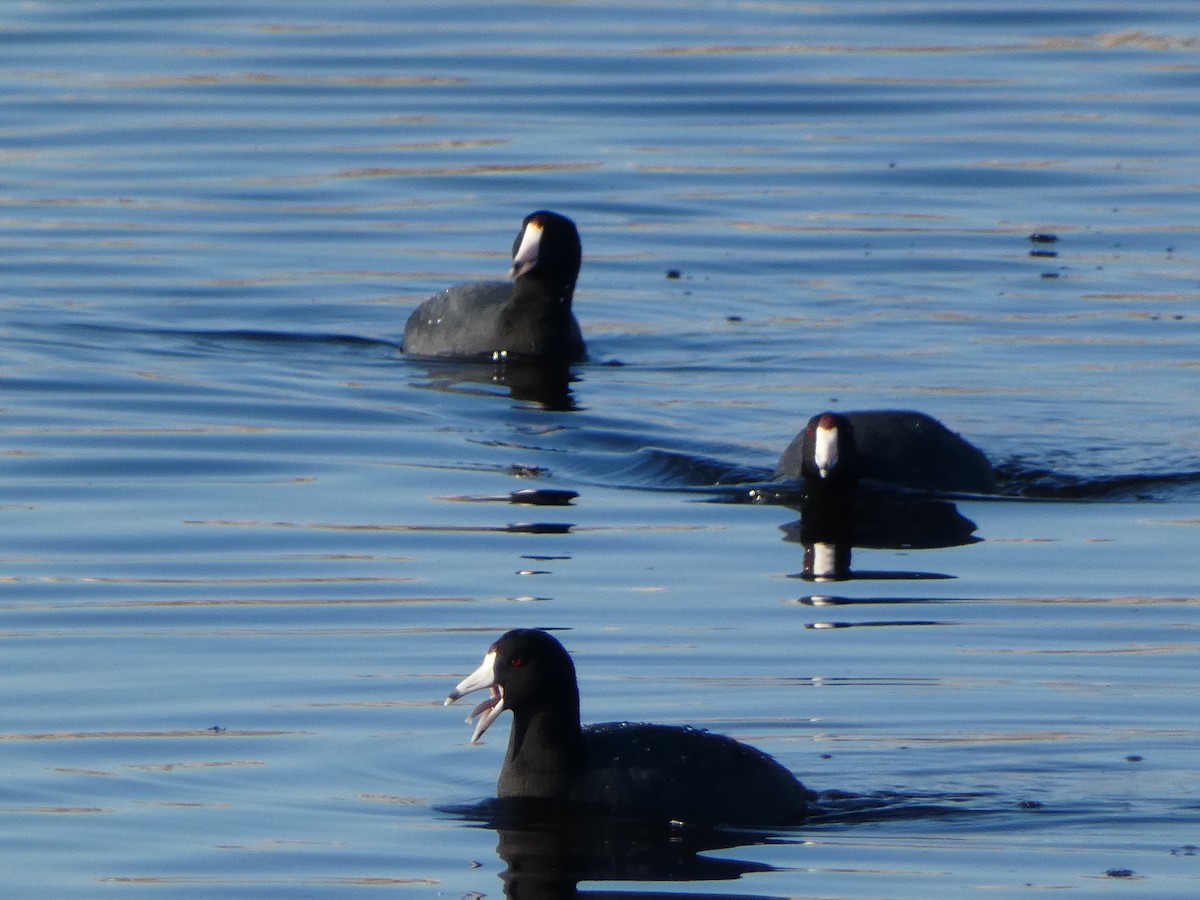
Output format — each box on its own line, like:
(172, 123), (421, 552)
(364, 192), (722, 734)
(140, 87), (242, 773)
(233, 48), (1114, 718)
(402, 211), (585, 361)
(775, 410), (996, 494)
(445, 629), (813, 827)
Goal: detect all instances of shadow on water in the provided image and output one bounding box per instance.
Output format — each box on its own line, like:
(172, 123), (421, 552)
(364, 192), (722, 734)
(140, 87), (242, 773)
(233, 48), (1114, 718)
(440, 792), (998, 899)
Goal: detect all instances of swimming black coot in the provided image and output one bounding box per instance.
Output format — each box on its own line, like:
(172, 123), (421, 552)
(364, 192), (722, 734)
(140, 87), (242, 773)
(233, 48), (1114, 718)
(775, 410), (996, 494)
(402, 211), (585, 361)
(445, 629), (813, 827)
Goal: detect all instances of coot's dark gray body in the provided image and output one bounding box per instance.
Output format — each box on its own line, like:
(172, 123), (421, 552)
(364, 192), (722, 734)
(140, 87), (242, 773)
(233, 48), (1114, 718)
(776, 410), (996, 494)
(561, 722), (811, 826)
(402, 211), (585, 362)
(446, 629), (813, 827)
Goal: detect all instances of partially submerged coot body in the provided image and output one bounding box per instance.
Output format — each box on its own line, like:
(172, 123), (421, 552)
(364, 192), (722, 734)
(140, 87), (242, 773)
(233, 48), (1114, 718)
(775, 410), (996, 495)
(403, 211), (585, 362)
(445, 629), (813, 827)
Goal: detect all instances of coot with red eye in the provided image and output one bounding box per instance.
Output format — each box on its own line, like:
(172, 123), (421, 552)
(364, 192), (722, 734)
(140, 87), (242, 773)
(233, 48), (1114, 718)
(775, 410), (996, 495)
(402, 211), (586, 362)
(445, 629), (814, 827)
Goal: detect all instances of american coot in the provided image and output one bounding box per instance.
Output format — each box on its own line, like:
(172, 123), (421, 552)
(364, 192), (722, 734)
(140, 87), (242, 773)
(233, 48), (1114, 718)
(775, 410), (997, 494)
(445, 629), (813, 827)
(402, 211), (586, 362)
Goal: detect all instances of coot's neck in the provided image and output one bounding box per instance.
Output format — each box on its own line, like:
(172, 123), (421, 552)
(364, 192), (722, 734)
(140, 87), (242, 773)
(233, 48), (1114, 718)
(500, 688), (585, 799)
(502, 273), (584, 361)
(512, 271), (576, 313)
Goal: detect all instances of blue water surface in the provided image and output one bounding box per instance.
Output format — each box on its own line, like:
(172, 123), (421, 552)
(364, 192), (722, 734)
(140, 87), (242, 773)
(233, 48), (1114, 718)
(2, 1), (1199, 897)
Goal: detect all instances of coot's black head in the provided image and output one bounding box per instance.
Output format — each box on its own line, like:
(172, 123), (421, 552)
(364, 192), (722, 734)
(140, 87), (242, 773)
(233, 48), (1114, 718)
(510, 211), (582, 300)
(445, 629), (580, 744)
(801, 412), (857, 488)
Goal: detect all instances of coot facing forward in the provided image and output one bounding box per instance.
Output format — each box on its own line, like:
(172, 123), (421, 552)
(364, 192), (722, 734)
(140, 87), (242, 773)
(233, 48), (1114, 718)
(775, 410), (996, 495)
(402, 211), (585, 362)
(445, 629), (813, 827)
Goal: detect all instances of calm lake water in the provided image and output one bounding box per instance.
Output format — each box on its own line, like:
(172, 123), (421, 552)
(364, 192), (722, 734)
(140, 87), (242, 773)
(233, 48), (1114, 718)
(3, 1), (1199, 897)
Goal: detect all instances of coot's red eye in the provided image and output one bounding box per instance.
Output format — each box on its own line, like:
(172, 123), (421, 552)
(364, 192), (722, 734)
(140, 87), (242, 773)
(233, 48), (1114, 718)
(510, 656), (525, 668)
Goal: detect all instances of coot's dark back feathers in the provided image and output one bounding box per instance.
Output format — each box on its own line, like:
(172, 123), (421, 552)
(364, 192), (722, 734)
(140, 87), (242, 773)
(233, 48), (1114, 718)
(445, 629), (812, 827)
(776, 409), (996, 494)
(573, 722), (813, 826)
(402, 211), (585, 362)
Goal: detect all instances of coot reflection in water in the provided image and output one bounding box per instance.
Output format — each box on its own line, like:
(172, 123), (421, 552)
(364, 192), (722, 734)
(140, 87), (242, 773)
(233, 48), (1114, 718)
(406, 357), (581, 411)
(781, 492), (979, 582)
(442, 791), (997, 899)
(447, 798), (782, 900)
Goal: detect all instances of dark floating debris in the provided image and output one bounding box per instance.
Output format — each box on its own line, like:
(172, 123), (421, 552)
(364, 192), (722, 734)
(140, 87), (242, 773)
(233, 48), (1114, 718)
(1040, 271), (1060, 279)
(509, 488), (578, 507)
(509, 464), (548, 478)
(1125, 754), (1143, 763)
(666, 268), (682, 279)
(506, 522), (573, 535)
(1104, 868), (1135, 879)
(1029, 232), (1059, 243)
(447, 489), (579, 506)
(791, 570), (956, 583)
(1029, 249), (1057, 258)
(726, 314), (744, 322)
(805, 620), (946, 630)
(794, 596), (952, 607)
(1017, 799), (1043, 809)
